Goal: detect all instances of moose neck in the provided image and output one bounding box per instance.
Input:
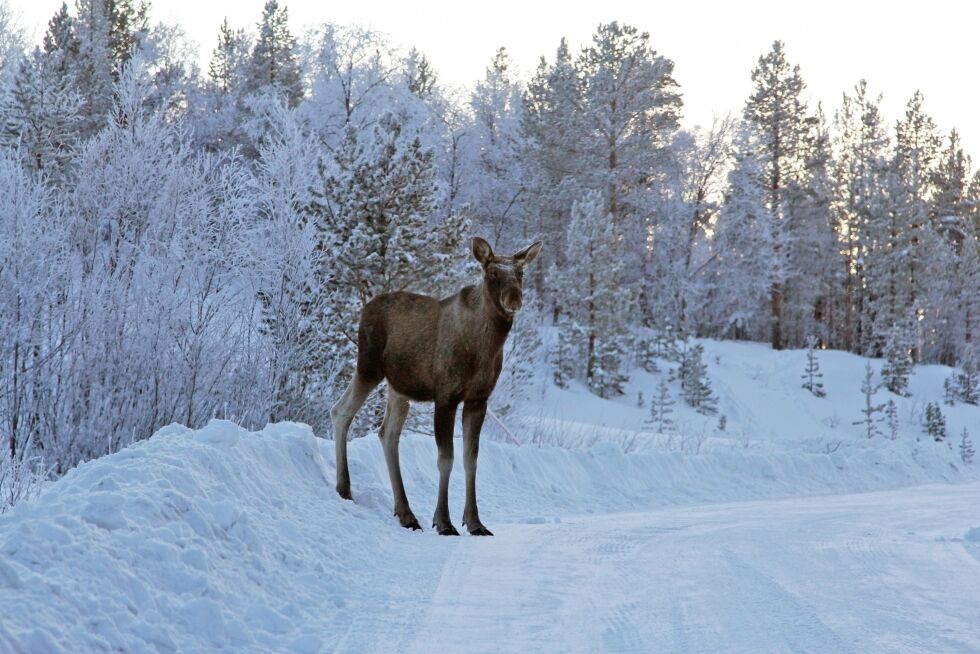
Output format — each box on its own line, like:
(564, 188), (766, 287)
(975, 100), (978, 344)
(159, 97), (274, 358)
(477, 281), (514, 343)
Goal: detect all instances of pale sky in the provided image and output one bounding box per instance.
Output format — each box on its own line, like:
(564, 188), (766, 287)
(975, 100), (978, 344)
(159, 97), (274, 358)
(12, 0), (980, 159)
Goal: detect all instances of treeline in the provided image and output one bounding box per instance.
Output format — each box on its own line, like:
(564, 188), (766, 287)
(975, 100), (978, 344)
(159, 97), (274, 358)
(0, 1), (977, 475)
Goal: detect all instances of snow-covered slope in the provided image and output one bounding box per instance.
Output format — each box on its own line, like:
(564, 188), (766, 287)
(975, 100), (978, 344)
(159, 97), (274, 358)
(2, 341), (980, 652)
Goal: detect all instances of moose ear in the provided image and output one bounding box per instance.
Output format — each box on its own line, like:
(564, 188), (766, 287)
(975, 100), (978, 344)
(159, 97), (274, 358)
(472, 237), (494, 266)
(513, 241), (543, 266)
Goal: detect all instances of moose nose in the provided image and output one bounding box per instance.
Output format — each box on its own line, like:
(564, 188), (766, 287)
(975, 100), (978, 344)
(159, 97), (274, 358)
(502, 290), (523, 313)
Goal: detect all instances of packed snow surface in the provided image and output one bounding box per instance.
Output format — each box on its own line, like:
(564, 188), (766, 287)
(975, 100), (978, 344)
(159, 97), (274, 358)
(2, 341), (980, 652)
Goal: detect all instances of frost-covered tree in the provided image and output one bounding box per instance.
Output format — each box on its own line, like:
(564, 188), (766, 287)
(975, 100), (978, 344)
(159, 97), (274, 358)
(549, 309), (581, 388)
(743, 41), (815, 350)
(701, 128), (772, 339)
(801, 335), (825, 397)
(881, 321), (914, 396)
(553, 191), (632, 397)
(465, 48), (529, 245)
(648, 377), (676, 434)
(853, 362), (884, 438)
(244, 0), (302, 107)
(1, 46), (83, 184)
(680, 343), (717, 414)
(923, 402), (947, 442)
(960, 428), (975, 464)
(0, 0), (25, 85)
(832, 81), (890, 353)
(884, 399), (899, 440)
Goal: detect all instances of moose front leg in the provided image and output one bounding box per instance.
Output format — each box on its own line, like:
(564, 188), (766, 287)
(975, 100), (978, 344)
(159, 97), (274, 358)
(432, 402), (459, 535)
(461, 399), (493, 536)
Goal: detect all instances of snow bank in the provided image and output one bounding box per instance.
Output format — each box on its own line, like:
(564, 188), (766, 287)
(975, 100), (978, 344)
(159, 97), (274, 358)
(2, 409), (977, 652)
(0, 421), (398, 653)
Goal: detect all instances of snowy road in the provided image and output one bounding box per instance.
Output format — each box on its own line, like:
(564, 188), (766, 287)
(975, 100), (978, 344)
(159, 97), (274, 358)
(369, 483), (980, 654)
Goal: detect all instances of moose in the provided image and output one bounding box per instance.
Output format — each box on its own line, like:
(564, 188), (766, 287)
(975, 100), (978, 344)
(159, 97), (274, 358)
(331, 237), (542, 536)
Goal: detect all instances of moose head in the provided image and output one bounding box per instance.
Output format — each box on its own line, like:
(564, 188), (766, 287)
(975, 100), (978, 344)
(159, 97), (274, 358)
(471, 237), (542, 318)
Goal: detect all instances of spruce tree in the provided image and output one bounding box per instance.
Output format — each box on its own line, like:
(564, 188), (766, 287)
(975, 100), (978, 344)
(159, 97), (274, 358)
(801, 334), (825, 397)
(246, 0), (302, 106)
(884, 399), (899, 440)
(680, 343), (717, 415)
(743, 41), (814, 350)
(1, 47), (83, 183)
(954, 356), (980, 405)
(832, 80), (890, 354)
(881, 322), (914, 396)
(960, 428), (975, 464)
(648, 377), (676, 434)
(923, 402), (947, 442)
(554, 191), (632, 398)
(853, 362), (884, 438)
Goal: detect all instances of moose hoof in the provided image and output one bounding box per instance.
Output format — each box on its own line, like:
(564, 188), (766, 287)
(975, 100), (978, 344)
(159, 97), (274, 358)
(467, 524), (494, 536)
(336, 485), (353, 501)
(434, 522), (460, 536)
(397, 513), (422, 531)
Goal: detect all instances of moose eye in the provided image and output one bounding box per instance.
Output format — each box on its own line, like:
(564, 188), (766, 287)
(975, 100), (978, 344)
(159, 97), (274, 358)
(487, 269), (496, 280)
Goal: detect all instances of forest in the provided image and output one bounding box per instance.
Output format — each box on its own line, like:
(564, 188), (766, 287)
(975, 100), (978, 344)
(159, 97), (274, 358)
(1, 0), (978, 480)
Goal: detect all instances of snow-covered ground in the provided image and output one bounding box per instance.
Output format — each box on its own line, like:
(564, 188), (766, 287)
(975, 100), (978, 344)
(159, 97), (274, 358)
(2, 341), (979, 652)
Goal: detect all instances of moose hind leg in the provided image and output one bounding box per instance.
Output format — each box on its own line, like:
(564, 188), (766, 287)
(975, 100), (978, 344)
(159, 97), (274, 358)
(331, 374), (379, 500)
(380, 389), (420, 530)
(432, 402), (459, 536)
(462, 399), (492, 536)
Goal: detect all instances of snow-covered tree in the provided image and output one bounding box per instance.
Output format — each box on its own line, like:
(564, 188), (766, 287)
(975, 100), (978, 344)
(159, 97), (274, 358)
(801, 335), (825, 397)
(884, 399), (899, 440)
(464, 48), (529, 246)
(701, 128), (772, 339)
(923, 402), (947, 442)
(244, 0), (302, 107)
(742, 41), (815, 350)
(553, 191), (632, 397)
(881, 321), (914, 396)
(853, 362), (884, 438)
(680, 343), (717, 414)
(960, 428), (975, 464)
(832, 80), (890, 353)
(1, 46), (83, 184)
(648, 377), (676, 434)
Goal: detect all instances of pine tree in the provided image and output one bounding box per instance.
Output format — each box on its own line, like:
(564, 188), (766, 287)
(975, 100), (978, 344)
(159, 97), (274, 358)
(209, 18), (251, 94)
(944, 376), (956, 405)
(743, 41), (815, 350)
(245, 0), (302, 106)
(554, 191), (632, 398)
(954, 359), (980, 405)
(923, 402), (947, 442)
(575, 22), (681, 241)
(881, 321), (914, 396)
(1, 46), (83, 184)
(884, 399), (899, 440)
(801, 334), (825, 397)
(404, 47), (436, 98)
(466, 47), (528, 243)
(832, 80), (890, 354)
(853, 362), (884, 438)
(680, 343), (717, 414)
(648, 377), (676, 434)
(960, 428), (975, 464)
(704, 128), (773, 340)
(549, 310), (581, 389)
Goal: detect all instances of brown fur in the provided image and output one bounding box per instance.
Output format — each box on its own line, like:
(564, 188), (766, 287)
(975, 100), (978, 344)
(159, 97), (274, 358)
(331, 237), (542, 536)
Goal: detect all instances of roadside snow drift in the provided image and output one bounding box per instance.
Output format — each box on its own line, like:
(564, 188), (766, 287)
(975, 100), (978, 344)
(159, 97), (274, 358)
(1, 411), (978, 652)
